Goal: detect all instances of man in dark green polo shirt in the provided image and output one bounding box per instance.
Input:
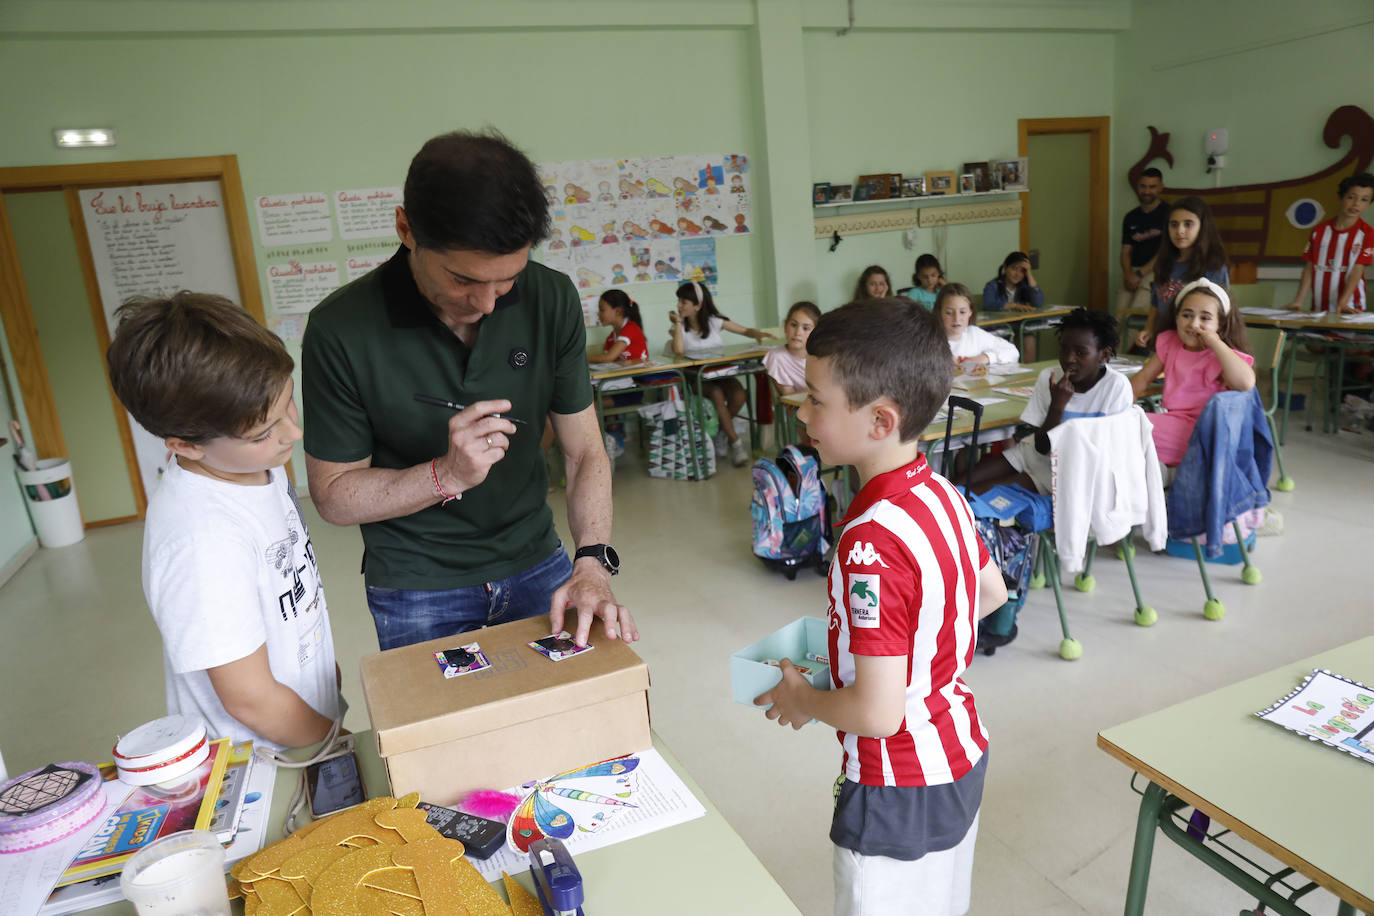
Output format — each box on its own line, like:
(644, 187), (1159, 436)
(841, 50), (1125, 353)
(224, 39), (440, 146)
(301, 129), (636, 652)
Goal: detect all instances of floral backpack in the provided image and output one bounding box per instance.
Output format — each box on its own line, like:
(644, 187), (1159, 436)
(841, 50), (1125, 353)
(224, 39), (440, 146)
(750, 445), (830, 578)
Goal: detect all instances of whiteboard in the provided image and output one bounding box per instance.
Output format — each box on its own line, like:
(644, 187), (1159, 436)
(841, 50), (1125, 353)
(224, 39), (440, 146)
(79, 181), (243, 499)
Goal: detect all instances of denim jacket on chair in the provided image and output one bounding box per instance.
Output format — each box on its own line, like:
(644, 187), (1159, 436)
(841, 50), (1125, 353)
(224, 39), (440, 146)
(1165, 389), (1273, 557)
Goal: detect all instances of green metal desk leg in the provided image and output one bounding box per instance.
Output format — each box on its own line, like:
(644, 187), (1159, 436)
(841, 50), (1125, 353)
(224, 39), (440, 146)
(1124, 781), (1168, 916)
(1282, 334), (1298, 444)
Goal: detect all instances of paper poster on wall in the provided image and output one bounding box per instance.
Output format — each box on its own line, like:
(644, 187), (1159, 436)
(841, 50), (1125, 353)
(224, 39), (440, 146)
(255, 192), (333, 245)
(333, 187), (401, 240)
(679, 238), (717, 285)
(533, 153), (749, 290)
(266, 260), (342, 314)
(344, 253), (389, 281)
(78, 180), (243, 499)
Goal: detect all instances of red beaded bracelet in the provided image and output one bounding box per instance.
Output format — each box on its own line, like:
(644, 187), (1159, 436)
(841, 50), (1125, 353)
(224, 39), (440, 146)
(430, 458), (459, 505)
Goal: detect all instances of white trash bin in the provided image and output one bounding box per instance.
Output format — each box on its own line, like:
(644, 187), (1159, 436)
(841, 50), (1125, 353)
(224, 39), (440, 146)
(16, 458), (85, 548)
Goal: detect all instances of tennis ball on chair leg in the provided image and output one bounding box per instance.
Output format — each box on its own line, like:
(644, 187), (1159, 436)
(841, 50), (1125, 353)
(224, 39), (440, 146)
(1074, 573), (1095, 592)
(1134, 606), (1157, 627)
(1275, 477), (1295, 492)
(1242, 564), (1262, 585)
(1059, 638), (1083, 660)
(1203, 599), (1225, 620)
(1029, 571), (1045, 589)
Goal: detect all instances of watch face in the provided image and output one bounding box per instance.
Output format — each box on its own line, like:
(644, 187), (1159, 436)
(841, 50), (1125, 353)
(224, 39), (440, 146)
(604, 545), (620, 569)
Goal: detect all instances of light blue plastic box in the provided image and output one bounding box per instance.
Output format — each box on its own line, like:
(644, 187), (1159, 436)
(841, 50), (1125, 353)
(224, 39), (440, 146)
(730, 616), (832, 706)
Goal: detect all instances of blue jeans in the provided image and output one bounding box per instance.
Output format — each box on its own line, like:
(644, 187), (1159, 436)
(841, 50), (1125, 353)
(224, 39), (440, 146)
(365, 545), (573, 651)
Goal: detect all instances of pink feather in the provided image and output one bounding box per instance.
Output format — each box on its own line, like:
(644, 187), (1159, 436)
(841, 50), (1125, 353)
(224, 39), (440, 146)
(457, 789), (523, 822)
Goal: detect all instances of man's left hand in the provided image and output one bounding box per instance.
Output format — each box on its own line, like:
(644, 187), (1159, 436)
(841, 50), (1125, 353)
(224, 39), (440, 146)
(549, 560), (639, 647)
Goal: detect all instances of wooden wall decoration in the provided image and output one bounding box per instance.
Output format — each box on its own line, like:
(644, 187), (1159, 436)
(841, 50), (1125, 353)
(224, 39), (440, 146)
(1127, 105), (1374, 263)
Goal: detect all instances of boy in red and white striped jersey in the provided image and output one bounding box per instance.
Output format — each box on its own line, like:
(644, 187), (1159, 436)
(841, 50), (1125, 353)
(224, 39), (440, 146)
(1285, 172), (1374, 313)
(755, 298), (1006, 916)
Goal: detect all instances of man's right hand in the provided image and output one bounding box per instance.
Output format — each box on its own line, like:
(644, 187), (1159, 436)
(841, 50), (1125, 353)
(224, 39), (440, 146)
(1124, 271), (1140, 292)
(435, 400), (519, 497)
(1134, 329), (1151, 349)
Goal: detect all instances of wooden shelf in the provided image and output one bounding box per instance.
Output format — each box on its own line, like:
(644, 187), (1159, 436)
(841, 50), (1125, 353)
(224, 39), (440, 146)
(812, 189), (1024, 211)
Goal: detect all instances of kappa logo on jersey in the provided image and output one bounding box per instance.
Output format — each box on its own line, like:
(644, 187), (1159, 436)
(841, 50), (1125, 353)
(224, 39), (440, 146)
(848, 573), (881, 628)
(846, 541), (890, 568)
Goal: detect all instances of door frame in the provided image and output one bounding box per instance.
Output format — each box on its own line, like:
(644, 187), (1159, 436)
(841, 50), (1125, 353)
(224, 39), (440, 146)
(1018, 117), (1111, 311)
(0, 155), (263, 524)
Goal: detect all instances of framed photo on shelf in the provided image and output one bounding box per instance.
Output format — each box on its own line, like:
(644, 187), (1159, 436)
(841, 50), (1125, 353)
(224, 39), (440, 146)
(961, 161), (992, 192)
(992, 157), (1029, 191)
(853, 182), (874, 202)
(856, 173), (891, 200)
(959, 173), (977, 194)
(813, 182), (831, 205)
(886, 173), (903, 197)
(901, 177), (925, 197)
(829, 184), (853, 202)
(925, 171), (956, 195)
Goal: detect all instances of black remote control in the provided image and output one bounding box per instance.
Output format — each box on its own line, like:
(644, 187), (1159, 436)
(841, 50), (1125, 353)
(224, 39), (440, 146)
(416, 802), (507, 859)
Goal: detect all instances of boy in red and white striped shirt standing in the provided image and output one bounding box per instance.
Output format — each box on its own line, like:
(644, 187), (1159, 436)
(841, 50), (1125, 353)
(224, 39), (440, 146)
(755, 299), (1007, 916)
(1285, 172), (1374, 313)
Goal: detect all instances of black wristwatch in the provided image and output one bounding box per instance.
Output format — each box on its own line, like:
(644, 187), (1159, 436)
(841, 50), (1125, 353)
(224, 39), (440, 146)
(574, 544), (620, 576)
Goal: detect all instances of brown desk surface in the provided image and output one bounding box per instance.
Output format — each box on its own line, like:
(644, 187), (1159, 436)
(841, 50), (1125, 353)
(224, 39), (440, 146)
(976, 304), (1074, 328)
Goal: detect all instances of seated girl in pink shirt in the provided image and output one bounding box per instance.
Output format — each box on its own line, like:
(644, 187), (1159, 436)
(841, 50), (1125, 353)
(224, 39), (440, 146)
(1130, 278), (1255, 466)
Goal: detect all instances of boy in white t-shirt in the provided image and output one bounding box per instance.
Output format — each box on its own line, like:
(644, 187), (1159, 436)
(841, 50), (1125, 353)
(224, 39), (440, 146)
(969, 308), (1133, 495)
(107, 293), (341, 749)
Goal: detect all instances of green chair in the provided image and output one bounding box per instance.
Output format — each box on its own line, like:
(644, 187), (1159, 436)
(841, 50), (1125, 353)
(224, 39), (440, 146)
(1262, 329), (1295, 491)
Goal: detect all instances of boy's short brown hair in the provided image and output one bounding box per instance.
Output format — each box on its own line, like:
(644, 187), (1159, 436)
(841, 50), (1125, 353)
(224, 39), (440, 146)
(807, 297), (952, 441)
(107, 292), (293, 443)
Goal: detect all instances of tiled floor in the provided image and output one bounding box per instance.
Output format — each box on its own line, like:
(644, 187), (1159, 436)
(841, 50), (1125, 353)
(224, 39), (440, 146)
(1, 426), (1370, 915)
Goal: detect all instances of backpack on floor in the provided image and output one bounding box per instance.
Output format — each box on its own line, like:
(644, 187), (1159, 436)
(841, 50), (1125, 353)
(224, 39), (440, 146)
(750, 445), (830, 579)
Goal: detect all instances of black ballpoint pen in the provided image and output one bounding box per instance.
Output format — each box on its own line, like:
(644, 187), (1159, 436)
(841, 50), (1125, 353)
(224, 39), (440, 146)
(413, 393), (527, 425)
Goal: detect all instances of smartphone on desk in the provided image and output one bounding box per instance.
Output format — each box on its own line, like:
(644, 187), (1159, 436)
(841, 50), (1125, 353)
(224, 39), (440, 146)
(305, 749), (366, 818)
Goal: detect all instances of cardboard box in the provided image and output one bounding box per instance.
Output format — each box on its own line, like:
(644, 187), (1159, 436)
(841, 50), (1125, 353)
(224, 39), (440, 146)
(730, 616), (832, 706)
(359, 616), (651, 805)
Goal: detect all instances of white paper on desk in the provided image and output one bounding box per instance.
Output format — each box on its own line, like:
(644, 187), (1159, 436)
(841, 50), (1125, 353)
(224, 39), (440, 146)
(1254, 669), (1374, 766)
(952, 374), (1005, 390)
(995, 386), (1036, 398)
(1, 778), (130, 916)
(1241, 307), (1293, 318)
(471, 747), (705, 882)
(1340, 312), (1374, 324)
(969, 396), (1005, 406)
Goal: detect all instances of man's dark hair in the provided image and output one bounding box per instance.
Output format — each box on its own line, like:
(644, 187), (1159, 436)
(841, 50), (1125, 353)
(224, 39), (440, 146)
(1140, 167), (1164, 181)
(107, 292), (293, 443)
(807, 298), (951, 442)
(1337, 171), (1374, 197)
(403, 129), (550, 253)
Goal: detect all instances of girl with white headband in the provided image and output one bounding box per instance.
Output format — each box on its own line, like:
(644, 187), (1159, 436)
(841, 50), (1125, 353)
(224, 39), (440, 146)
(668, 280), (773, 466)
(1130, 277), (1255, 467)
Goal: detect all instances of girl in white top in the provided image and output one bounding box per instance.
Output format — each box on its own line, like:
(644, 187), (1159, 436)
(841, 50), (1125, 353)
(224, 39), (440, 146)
(668, 280), (773, 466)
(763, 300), (820, 395)
(938, 283), (1020, 369)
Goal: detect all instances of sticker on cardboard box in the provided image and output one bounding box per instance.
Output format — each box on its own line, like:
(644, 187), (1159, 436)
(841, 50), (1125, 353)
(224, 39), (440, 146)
(528, 631), (594, 662)
(434, 643), (491, 678)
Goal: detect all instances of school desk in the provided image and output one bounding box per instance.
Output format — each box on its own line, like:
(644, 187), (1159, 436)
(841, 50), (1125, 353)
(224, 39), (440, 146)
(1097, 636), (1374, 916)
(682, 344), (771, 469)
(1239, 309), (1374, 436)
(81, 730), (801, 916)
(976, 304), (1074, 351)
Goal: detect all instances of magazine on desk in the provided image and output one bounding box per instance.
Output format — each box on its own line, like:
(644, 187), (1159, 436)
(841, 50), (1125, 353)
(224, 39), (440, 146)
(1255, 669), (1374, 766)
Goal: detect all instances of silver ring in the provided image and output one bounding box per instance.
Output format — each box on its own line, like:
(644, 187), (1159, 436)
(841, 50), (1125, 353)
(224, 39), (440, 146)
(486, 435), (494, 448)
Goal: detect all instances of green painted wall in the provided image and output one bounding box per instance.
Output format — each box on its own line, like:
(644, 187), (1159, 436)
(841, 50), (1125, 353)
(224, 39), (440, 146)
(802, 28), (1116, 309)
(6, 192), (138, 523)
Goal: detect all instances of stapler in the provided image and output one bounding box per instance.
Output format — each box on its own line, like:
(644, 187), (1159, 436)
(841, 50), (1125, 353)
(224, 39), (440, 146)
(528, 836), (585, 916)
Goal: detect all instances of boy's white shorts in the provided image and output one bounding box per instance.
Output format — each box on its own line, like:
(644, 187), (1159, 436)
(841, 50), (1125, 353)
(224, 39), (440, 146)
(832, 812), (978, 916)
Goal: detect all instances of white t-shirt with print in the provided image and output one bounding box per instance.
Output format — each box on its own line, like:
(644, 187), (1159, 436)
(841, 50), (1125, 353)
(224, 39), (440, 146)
(142, 460), (339, 748)
(1020, 365), (1133, 426)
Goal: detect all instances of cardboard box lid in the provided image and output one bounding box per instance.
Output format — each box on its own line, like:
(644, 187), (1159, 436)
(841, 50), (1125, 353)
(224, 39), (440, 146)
(359, 615), (650, 758)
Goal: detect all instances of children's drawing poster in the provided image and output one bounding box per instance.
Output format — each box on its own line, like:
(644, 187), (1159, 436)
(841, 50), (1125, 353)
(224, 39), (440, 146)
(1255, 669), (1374, 766)
(534, 153), (750, 298)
